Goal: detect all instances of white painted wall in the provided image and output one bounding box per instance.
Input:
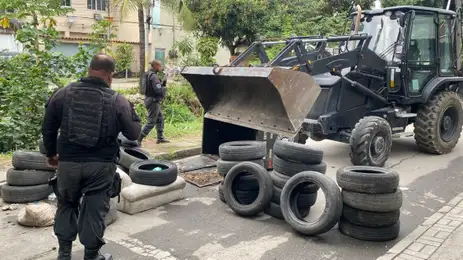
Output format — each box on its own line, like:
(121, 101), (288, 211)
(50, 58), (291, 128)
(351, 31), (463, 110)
(0, 33), (23, 53)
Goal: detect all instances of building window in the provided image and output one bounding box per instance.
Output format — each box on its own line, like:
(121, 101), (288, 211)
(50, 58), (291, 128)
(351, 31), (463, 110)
(62, 0), (71, 7)
(87, 0), (106, 11)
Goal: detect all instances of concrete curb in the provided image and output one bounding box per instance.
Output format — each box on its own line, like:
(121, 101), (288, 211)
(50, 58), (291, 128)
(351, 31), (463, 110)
(377, 191), (463, 260)
(153, 147), (202, 161)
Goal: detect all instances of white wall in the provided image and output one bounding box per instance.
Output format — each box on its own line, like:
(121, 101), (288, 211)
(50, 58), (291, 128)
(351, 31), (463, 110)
(0, 33), (23, 53)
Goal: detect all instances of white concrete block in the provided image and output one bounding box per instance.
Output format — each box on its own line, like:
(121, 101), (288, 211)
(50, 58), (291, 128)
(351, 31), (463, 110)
(116, 167), (132, 189)
(120, 177), (186, 202)
(118, 188), (184, 215)
(116, 176), (186, 215)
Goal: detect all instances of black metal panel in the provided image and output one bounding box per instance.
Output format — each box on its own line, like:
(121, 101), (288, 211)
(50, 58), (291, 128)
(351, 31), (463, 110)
(201, 118), (258, 156)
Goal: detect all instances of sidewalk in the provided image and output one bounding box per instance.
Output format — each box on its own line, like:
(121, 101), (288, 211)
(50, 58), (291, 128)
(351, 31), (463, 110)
(378, 192), (463, 260)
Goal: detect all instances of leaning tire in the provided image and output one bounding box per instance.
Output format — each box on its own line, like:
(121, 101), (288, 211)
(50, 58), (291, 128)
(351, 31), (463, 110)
(270, 170), (319, 193)
(219, 141), (266, 161)
(216, 159), (264, 176)
(1, 184), (53, 203)
(349, 116), (392, 167)
(414, 91), (463, 154)
(342, 189), (403, 212)
(223, 162), (273, 216)
(342, 204), (400, 227)
(336, 166), (399, 194)
(118, 147), (152, 170)
(280, 171), (342, 235)
(273, 155), (327, 176)
(272, 186), (317, 208)
(129, 160), (178, 186)
(6, 168), (55, 186)
(339, 218), (400, 241)
(12, 151), (56, 171)
(273, 140), (323, 164)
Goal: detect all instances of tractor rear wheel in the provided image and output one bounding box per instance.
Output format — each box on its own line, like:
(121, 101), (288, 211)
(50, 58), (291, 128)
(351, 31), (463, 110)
(414, 91), (463, 154)
(349, 116), (393, 167)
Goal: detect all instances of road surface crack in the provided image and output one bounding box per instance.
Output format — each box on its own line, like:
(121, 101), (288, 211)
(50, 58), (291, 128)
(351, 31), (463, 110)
(387, 152), (420, 169)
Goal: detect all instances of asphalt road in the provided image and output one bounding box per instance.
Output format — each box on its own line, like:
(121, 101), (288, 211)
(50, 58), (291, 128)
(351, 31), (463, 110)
(6, 127), (463, 260)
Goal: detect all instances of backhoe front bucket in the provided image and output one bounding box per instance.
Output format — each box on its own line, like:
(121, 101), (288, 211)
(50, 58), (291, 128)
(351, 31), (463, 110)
(181, 66), (322, 136)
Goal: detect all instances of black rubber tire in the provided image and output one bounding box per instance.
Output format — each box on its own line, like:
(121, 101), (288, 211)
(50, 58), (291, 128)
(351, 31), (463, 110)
(339, 218), (400, 242)
(281, 171), (343, 235)
(117, 133), (139, 147)
(342, 204), (400, 227)
(342, 189), (403, 213)
(336, 166), (399, 194)
(218, 183), (226, 203)
(234, 173), (259, 191)
(264, 201), (310, 220)
(349, 116), (393, 167)
(273, 140), (323, 164)
(6, 168), (55, 186)
(216, 159), (264, 176)
(219, 141), (266, 161)
(414, 91), (463, 154)
(38, 139), (46, 154)
(12, 151), (56, 171)
(129, 159), (178, 186)
(118, 147), (152, 170)
(223, 162), (273, 216)
(1, 184), (53, 203)
(270, 170), (319, 193)
(273, 155), (327, 176)
(272, 186), (317, 208)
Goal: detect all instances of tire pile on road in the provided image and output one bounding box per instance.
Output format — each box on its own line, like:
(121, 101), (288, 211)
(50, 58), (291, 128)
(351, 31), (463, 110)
(267, 140), (327, 219)
(1, 141), (55, 203)
(336, 166), (402, 241)
(219, 140), (343, 236)
(216, 141), (266, 204)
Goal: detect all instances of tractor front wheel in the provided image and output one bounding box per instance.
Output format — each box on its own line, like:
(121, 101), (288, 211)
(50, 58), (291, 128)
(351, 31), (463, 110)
(349, 116), (393, 167)
(414, 91), (463, 154)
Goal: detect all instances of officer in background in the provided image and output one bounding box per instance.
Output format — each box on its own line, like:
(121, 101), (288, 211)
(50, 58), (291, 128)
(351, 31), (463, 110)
(42, 54), (141, 260)
(137, 59), (169, 145)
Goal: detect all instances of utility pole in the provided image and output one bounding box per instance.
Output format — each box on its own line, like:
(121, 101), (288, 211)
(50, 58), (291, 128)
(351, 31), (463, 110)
(145, 1), (154, 71)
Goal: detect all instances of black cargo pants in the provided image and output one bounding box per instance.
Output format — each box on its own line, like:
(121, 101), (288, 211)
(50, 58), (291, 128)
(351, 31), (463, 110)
(53, 161), (116, 250)
(140, 96), (165, 139)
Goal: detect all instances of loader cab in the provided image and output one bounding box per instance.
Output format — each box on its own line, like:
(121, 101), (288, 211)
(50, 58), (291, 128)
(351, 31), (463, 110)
(352, 6), (457, 100)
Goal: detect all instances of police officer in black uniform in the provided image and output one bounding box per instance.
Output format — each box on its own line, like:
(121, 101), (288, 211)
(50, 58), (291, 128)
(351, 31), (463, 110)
(42, 54), (141, 260)
(137, 59), (169, 145)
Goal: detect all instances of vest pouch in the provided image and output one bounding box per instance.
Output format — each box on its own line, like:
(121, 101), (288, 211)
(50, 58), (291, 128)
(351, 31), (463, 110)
(67, 87), (105, 148)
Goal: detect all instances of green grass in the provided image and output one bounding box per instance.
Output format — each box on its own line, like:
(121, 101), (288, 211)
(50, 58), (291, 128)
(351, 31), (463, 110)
(161, 118), (203, 139)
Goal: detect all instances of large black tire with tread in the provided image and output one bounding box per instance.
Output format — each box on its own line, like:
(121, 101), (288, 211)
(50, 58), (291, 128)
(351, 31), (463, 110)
(1, 184), (53, 203)
(223, 162), (273, 217)
(6, 168), (55, 186)
(273, 140), (323, 164)
(129, 160), (178, 186)
(339, 218), (400, 242)
(280, 171), (342, 235)
(216, 159), (264, 176)
(12, 151), (57, 171)
(349, 116), (392, 167)
(336, 166), (399, 194)
(414, 91), (463, 154)
(219, 141), (266, 161)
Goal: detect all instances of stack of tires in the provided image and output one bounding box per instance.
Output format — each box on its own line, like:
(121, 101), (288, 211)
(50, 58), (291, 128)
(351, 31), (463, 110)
(267, 140), (326, 219)
(216, 141), (266, 204)
(336, 166), (402, 241)
(1, 150), (55, 203)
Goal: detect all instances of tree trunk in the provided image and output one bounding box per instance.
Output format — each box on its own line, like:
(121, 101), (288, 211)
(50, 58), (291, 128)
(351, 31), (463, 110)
(138, 7), (145, 88)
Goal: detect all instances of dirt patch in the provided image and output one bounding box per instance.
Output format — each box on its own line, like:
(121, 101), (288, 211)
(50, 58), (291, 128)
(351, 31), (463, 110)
(182, 169), (223, 188)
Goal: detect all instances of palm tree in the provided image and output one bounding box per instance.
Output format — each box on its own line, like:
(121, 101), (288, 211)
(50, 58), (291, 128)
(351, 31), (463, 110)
(111, 0), (150, 88)
(111, 0), (195, 87)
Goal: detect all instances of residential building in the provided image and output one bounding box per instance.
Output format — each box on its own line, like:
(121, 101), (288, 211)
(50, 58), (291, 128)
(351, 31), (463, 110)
(150, 0), (230, 68)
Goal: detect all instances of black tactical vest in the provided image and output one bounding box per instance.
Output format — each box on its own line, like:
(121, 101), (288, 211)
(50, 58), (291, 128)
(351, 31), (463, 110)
(60, 81), (119, 149)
